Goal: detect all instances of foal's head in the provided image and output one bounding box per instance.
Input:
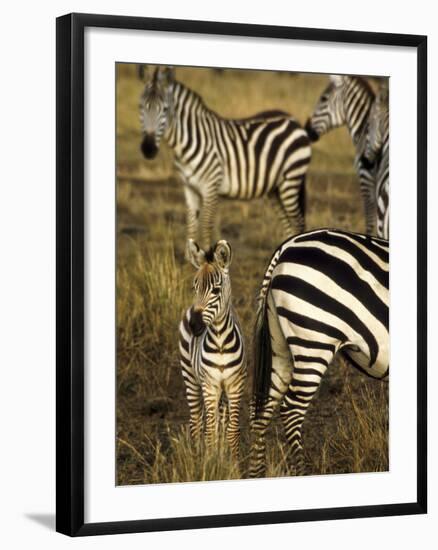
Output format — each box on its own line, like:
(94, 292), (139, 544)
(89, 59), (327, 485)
(186, 239), (233, 336)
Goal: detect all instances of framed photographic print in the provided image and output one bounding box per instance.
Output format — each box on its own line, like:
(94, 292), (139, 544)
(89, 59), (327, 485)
(56, 13), (427, 536)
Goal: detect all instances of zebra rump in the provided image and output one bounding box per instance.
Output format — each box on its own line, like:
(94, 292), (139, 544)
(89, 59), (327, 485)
(253, 228), (389, 415)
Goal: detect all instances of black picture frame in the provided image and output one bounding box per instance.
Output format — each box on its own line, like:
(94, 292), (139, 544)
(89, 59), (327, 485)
(56, 12), (427, 537)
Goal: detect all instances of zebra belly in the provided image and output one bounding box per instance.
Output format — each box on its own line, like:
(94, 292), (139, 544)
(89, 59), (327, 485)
(218, 160), (306, 200)
(217, 172), (274, 200)
(179, 166), (249, 201)
(343, 346), (389, 379)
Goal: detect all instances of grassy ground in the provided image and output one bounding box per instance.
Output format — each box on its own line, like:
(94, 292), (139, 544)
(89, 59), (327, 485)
(116, 65), (388, 485)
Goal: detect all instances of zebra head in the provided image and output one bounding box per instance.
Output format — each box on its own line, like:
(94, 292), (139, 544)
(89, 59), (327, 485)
(138, 65), (175, 159)
(186, 239), (233, 337)
(305, 75), (347, 142)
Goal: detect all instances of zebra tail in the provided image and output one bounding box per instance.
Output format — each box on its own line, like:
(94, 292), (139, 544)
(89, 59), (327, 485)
(253, 247), (283, 417)
(253, 291), (272, 418)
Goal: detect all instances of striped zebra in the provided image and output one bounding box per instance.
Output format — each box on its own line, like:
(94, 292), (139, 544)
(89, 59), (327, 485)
(139, 65), (312, 249)
(249, 228), (389, 477)
(305, 75), (377, 235)
(179, 239), (246, 459)
(362, 83), (389, 239)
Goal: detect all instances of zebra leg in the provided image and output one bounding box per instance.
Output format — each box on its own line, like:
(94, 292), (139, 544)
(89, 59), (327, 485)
(279, 343), (332, 476)
(183, 184), (202, 244)
(376, 178), (389, 239)
(362, 188), (377, 235)
(276, 175), (306, 236)
(181, 364), (203, 444)
(199, 184), (219, 250)
(268, 193), (295, 238)
(218, 394), (228, 433)
(223, 382), (244, 462)
(357, 163), (377, 235)
(188, 386), (203, 444)
(180, 316), (204, 443)
(202, 381), (222, 451)
(249, 295), (293, 478)
(249, 355), (291, 477)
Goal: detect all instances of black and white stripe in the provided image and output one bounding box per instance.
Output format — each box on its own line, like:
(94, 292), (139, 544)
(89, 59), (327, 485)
(305, 75), (377, 235)
(179, 240), (246, 459)
(362, 84), (389, 239)
(250, 228), (389, 477)
(139, 66), (312, 249)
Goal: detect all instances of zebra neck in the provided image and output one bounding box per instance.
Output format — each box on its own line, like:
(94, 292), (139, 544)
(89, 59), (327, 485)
(166, 81), (216, 154)
(344, 81), (374, 148)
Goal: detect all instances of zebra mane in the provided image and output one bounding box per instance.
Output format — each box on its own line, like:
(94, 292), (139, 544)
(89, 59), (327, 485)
(172, 81), (221, 121)
(344, 76), (376, 146)
(204, 247), (215, 263)
(354, 75), (376, 100)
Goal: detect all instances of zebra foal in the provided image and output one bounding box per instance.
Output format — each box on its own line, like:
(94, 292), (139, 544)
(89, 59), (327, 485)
(139, 65), (312, 249)
(179, 239), (246, 459)
(305, 75), (377, 235)
(249, 228), (389, 477)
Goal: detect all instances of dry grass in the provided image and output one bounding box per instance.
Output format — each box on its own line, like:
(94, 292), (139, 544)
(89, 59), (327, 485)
(116, 65), (388, 486)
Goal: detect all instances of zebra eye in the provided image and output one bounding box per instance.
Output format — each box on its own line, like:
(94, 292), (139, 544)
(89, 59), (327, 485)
(211, 287), (221, 296)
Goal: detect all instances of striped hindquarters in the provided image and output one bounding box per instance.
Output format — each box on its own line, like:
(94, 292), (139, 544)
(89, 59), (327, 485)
(276, 229), (388, 372)
(254, 228), (389, 410)
(251, 229), (389, 477)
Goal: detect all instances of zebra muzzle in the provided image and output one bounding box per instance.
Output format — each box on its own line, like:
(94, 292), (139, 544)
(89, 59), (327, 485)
(359, 154), (375, 171)
(304, 119), (320, 142)
(140, 134), (159, 159)
(189, 308), (206, 337)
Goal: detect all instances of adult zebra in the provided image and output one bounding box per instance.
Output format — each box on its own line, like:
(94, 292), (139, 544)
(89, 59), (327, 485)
(250, 228), (388, 477)
(362, 84), (389, 239)
(139, 66), (312, 249)
(305, 75), (377, 235)
(179, 239), (246, 459)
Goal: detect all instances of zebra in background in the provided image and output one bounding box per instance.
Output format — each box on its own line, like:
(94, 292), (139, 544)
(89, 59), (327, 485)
(305, 75), (377, 234)
(179, 239), (246, 459)
(250, 228), (389, 477)
(138, 65), (312, 250)
(362, 83), (389, 239)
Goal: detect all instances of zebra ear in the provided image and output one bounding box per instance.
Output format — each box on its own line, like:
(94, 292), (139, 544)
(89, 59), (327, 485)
(161, 66), (175, 87)
(329, 74), (344, 87)
(186, 239), (206, 269)
(214, 240), (232, 270)
(152, 65), (160, 86)
(138, 64), (150, 81)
